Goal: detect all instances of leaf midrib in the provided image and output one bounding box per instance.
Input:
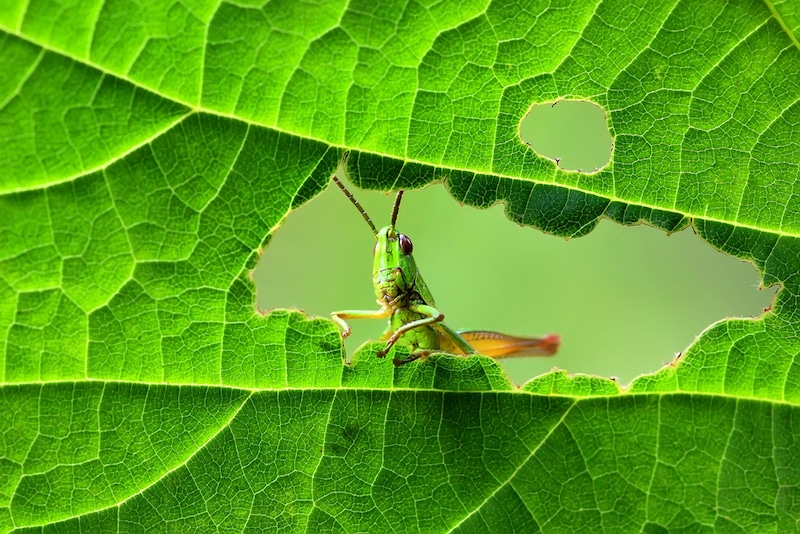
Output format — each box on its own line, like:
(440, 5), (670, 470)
(1, 24), (795, 241)
(6, 380), (798, 407)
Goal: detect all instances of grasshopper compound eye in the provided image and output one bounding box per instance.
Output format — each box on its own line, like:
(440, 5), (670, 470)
(398, 234), (413, 255)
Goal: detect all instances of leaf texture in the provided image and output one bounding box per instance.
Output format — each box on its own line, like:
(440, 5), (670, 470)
(1, 1), (799, 531)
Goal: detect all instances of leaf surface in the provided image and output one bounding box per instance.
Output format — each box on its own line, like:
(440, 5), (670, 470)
(1, 1), (800, 532)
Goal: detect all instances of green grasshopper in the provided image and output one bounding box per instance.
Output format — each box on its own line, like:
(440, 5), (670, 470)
(330, 155), (560, 366)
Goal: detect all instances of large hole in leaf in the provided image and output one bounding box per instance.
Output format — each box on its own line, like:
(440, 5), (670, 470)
(520, 100), (613, 172)
(255, 178), (775, 386)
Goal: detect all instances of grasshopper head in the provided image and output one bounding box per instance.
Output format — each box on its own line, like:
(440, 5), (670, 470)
(373, 225), (417, 300)
(331, 166), (415, 300)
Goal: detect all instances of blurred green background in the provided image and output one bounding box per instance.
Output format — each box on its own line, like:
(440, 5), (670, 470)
(255, 102), (774, 386)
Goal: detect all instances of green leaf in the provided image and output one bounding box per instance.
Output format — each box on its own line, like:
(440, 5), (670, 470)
(2, 1), (799, 532)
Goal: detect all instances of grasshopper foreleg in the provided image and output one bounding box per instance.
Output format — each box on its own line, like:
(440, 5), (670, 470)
(331, 308), (391, 339)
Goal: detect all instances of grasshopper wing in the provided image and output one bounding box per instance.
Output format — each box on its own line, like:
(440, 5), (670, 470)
(456, 330), (559, 358)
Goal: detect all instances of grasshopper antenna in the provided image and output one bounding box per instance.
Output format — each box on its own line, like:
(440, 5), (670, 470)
(332, 153), (377, 235)
(390, 190), (404, 227)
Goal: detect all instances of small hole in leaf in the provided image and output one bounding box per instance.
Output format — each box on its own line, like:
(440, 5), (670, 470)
(520, 100), (613, 172)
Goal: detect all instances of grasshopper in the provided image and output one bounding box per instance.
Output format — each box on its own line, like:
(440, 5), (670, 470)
(330, 156), (559, 366)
